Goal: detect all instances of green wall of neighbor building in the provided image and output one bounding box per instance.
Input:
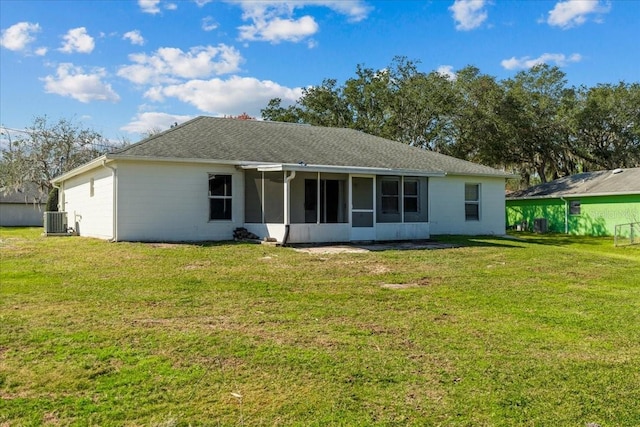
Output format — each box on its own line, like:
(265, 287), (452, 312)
(506, 195), (640, 236)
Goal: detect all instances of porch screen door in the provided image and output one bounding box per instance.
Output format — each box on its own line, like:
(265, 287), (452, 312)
(351, 176), (375, 241)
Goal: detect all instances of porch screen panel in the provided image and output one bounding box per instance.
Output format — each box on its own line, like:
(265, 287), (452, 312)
(244, 169), (262, 223)
(302, 175), (348, 224)
(352, 177), (374, 227)
(404, 177), (428, 223)
(376, 176), (429, 223)
(352, 177), (373, 210)
(263, 171), (284, 224)
(377, 176), (401, 223)
(352, 212), (374, 227)
(304, 179), (317, 223)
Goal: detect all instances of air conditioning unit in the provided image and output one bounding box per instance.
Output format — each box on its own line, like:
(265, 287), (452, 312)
(534, 218), (548, 234)
(44, 211), (68, 235)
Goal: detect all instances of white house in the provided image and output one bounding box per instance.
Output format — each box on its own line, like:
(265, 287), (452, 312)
(51, 117), (513, 243)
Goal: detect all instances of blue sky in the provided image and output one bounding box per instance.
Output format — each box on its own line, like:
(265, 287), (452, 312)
(1, 0), (638, 143)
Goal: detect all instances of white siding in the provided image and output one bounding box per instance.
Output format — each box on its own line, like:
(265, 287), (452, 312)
(58, 158), (508, 242)
(115, 162), (244, 242)
(63, 167), (114, 239)
(429, 175), (506, 235)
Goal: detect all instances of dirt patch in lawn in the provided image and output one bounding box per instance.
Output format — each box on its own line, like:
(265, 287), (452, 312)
(381, 276), (436, 289)
(292, 240), (458, 254)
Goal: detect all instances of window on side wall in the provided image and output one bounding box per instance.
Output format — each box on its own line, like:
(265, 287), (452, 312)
(209, 174), (232, 220)
(465, 183), (480, 221)
(569, 200), (581, 215)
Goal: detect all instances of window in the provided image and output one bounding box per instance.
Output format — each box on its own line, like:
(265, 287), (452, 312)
(377, 176), (428, 223)
(570, 200), (581, 215)
(381, 178), (400, 214)
(209, 174), (232, 220)
(465, 183), (480, 221)
(404, 179), (419, 213)
(89, 178), (94, 197)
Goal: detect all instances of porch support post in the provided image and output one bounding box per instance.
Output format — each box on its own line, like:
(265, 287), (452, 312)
(401, 175), (404, 223)
(284, 170), (296, 225)
(317, 172), (320, 224)
(348, 175), (353, 226)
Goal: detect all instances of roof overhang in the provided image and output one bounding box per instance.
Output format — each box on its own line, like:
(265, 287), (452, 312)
(51, 155), (110, 184)
(238, 162), (446, 177)
(52, 154), (517, 184)
(447, 171), (519, 179)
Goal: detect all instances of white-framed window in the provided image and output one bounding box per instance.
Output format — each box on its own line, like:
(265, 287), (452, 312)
(209, 174), (232, 220)
(465, 183), (480, 221)
(89, 178), (95, 197)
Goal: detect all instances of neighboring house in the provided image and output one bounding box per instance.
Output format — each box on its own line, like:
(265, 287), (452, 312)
(506, 168), (640, 236)
(51, 116), (514, 243)
(0, 185), (46, 226)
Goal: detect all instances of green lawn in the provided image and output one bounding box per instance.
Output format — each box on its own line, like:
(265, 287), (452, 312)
(1, 227), (639, 426)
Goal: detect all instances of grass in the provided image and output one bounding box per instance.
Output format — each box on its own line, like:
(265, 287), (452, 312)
(1, 227), (639, 426)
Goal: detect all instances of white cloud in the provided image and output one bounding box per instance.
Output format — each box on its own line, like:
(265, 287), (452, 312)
(34, 47), (48, 56)
(234, 1), (371, 43)
(59, 27), (95, 54)
(449, 0), (489, 31)
(121, 112), (194, 134)
(117, 44), (243, 85)
(143, 86), (166, 102)
(139, 0), (161, 14)
(306, 1), (372, 23)
(436, 65), (457, 80)
(148, 76), (303, 117)
(547, 0), (610, 29)
(194, 0), (213, 6)
(239, 15), (319, 43)
(42, 63), (120, 103)
(123, 30), (145, 46)
(501, 53), (582, 70)
(202, 16), (219, 32)
(0, 22), (41, 51)
(138, 0), (177, 14)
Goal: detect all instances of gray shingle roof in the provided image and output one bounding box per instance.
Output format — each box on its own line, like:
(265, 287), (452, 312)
(111, 116), (511, 177)
(508, 168), (640, 199)
(0, 184), (46, 204)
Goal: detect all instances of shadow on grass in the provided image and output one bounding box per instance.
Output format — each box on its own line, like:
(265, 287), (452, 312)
(433, 233), (618, 250)
(433, 235), (525, 249)
(505, 232), (615, 248)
